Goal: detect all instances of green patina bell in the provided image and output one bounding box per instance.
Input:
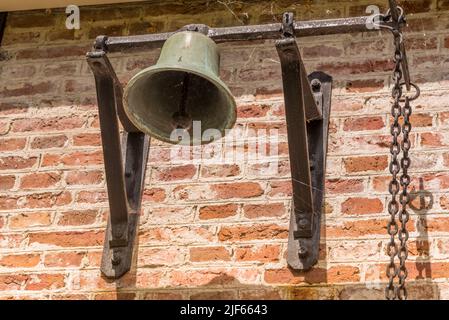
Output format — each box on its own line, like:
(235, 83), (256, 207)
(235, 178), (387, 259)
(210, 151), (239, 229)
(123, 31), (236, 145)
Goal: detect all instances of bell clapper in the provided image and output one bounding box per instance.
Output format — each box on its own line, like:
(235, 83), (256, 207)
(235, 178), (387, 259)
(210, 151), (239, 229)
(171, 72), (193, 130)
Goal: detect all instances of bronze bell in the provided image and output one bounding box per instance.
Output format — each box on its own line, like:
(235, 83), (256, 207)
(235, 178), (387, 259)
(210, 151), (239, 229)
(123, 31), (237, 145)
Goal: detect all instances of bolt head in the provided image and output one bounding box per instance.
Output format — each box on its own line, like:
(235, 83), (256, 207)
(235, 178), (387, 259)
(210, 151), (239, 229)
(298, 246), (308, 258)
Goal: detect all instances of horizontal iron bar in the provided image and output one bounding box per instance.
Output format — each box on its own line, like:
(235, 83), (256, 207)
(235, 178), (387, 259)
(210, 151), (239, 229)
(104, 15), (395, 52)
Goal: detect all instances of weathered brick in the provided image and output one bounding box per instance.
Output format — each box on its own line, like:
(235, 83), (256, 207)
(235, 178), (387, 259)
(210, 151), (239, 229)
(0, 81), (52, 97)
(343, 116), (385, 131)
(0, 175), (15, 190)
(235, 244), (280, 262)
(0, 254), (40, 268)
(42, 151), (103, 167)
(343, 155), (388, 173)
(218, 224), (288, 242)
(326, 178), (364, 194)
(0, 156), (38, 170)
(198, 203), (238, 220)
(12, 116), (86, 133)
(190, 246), (231, 262)
(212, 182), (264, 199)
(20, 172), (61, 189)
(43, 252), (84, 268)
(341, 198), (384, 215)
(264, 266), (360, 284)
(243, 203), (285, 218)
(57, 210), (98, 226)
(72, 133), (101, 146)
(65, 171), (103, 185)
(9, 212), (53, 229)
(30, 135), (68, 149)
(152, 164), (197, 181)
(29, 230), (104, 248)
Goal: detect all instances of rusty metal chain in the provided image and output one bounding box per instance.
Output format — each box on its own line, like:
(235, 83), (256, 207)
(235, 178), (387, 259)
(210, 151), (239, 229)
(383, 8), (419, 299)
(386, 33), (402, 298)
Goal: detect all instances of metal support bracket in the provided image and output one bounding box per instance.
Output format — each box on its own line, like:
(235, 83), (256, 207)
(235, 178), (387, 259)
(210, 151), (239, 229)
(87, 51), (150, 278)
(276, 15), (332, 269)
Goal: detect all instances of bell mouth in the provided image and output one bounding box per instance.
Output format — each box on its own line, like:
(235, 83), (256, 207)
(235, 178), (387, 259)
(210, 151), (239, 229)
(123, 65), (236, 146)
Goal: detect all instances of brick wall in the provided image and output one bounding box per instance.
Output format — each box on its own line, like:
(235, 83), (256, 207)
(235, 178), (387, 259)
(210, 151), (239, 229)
(0, 0), (449, 299)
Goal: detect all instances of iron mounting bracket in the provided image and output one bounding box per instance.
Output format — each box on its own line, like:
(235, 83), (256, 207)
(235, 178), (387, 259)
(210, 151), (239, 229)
(86, 51), (150, 278)
(276, 13), (332, 270)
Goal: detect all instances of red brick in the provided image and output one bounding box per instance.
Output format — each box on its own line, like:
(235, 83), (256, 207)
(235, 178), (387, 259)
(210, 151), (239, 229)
(200, 164), (240, 178)
(75, 190), (107, 204)
(8, 12), (57, 27)
(0, 274), (29, 291)
(16, 45), (89, 60)
(12, 116), (86, 132)
(237, 104), (270, 118)
(190, 291), (237, 300)
(9, 212), (52, 229)
(30, 135), (68, 149)
(57, 210), (98, 226)
(94, 292), (136, 300)
(235, 244), (280, 262)
(421, 132), (445, 147)
(318, 60), (394, 75)
(0, 82), (52, 97)
(343, 116), (384, 131)
(20, 172), (61, 189)
(24, 191), (72, 209)
(65, 171), (103, 185)
(42, 151), (103, 167)
(346, 79), (384, 93)
(0, 138), (27, 152)
(343, 155), (388, 173)
(0, 156), (38, 170)
(239, 289), (282, 300)
(243, 203), (285, 218)
(326, 219), (415, 238)
(138, 247), (185, 267)
(142, 188), (166, 203)
(0, 102), (28, 115)
(212, 182), (264, 199)
(0, 195), (19, 210)
(28, 230), (104, 247)
(152, 164), (197, 181)
(0, 175), (15, 190)
(72, 133), (101, 146)
(218, 224), (288, 242)
(326, 178), (364, 194)
(264, 266), (360, 284)
(341, 197), (384, 215)
(199, 203), (238, 220)
(88, 24), (126, 39)
(190, 246), (231, 262)
(25, 274), (65, 290)
(303, 45), (343, 57)
(268, 180), (292, 197)
(0, 254), (40, 268)
(43, 252), (84, 267)
(405, 37), (438, 50)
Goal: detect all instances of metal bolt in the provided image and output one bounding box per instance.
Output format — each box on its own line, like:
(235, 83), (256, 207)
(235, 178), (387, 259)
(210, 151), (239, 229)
(298, 245), (308, 258)
(111, 251), (121, 266)
(311, 79), (322, 92)
(298, 218), (309, 229)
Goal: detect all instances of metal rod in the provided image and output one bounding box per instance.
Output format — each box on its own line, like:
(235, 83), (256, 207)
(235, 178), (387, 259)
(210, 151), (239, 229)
(103, 15), (395, 53)
(87, 51), (129, 247)
(276, 37), (315, 238)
